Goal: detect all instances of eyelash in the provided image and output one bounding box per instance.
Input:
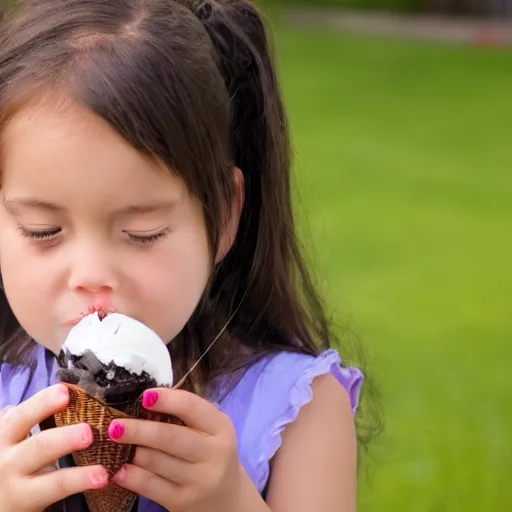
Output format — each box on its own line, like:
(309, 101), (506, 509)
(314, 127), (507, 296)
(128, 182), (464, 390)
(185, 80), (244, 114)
(126, 228), (170, 245)
(17, 226), (171, 245)
(17, 226), (61, 241)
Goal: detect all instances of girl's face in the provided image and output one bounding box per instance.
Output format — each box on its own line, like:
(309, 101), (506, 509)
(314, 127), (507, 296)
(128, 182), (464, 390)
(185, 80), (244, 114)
(0, 95), (212, 353)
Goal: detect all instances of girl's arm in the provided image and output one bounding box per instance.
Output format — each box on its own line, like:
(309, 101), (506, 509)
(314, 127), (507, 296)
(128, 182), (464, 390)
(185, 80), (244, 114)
(233, 373), (358, 512)
(267, 373), (358, 511)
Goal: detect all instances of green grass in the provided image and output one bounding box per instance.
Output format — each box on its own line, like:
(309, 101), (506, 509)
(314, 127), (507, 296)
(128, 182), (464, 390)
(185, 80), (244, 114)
(273, 23), (512, 511)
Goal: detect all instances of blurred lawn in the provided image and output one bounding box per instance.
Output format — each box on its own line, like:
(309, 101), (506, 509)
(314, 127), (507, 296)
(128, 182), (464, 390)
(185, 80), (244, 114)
(272, 21), (512, 512)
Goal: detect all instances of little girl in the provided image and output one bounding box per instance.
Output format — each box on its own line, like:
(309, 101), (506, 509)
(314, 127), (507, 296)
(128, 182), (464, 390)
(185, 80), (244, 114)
(0, 0), (368, 510)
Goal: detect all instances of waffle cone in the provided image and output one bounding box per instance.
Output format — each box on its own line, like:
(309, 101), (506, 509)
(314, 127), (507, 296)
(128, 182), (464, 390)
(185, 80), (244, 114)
(54, 383), (183, 512)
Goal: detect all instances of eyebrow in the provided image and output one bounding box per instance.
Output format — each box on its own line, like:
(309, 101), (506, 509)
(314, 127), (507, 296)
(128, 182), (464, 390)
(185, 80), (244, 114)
(3, 197), (177, 215)
(3, 197), (64, 212)
(115, 202), (177, 215)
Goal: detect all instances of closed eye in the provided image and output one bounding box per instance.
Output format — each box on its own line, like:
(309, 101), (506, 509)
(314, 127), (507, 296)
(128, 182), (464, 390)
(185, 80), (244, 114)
(17, 226), (61, 241)
(124, 227), (171, 245)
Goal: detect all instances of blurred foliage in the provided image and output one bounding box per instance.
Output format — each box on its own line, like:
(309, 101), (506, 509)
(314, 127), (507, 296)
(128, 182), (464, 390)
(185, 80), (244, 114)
(257, 0), (490, 16)
(279, 0), (425, 13)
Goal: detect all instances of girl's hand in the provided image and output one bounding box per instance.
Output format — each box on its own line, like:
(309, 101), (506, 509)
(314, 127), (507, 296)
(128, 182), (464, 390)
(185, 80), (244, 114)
(109, 388), (244, 512)
(0, 384), (109, 512)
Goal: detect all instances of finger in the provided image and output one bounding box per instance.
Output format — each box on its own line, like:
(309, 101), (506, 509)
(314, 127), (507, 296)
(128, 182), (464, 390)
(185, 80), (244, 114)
(133, 446), (194, 485)
(15, 423), (94, 474)
(0, 384), (69, 445)
(108, 418), (209, 462)
(29, 465), (108, 510)
(113, 463), (177, 509)
(141, 388), (226, 435)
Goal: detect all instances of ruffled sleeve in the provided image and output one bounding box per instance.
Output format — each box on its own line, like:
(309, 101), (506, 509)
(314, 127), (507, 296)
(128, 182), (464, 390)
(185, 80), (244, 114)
(220, 348), (364, 494)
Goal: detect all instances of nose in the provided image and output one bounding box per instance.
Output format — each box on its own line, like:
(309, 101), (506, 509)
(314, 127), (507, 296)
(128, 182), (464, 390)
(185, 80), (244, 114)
(67, 241), (118, 293)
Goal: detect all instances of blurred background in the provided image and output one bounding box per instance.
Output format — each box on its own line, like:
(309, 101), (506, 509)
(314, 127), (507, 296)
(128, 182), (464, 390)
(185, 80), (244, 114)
(258, 1), (511, 511)
(1, 0), (511, 510)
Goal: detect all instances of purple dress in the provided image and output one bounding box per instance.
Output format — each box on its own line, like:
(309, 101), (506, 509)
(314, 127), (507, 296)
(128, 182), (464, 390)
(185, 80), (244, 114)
(0, 344), (363, 511)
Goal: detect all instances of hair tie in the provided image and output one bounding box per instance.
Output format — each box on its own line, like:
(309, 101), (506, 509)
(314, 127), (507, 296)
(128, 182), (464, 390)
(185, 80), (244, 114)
(190, 0), (213, 22)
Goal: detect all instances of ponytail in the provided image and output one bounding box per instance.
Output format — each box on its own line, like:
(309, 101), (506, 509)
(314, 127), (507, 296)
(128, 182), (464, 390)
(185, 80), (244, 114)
(182, 0), (330, 356)
(184, 1), (382, 459)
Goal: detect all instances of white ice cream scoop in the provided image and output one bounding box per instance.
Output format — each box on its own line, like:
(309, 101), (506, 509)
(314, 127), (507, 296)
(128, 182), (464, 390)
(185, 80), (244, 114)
(61, 312), (173, 386)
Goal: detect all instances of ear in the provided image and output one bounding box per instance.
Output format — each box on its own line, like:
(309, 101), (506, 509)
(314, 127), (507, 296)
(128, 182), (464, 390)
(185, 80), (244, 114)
(215, 167), (244, 264)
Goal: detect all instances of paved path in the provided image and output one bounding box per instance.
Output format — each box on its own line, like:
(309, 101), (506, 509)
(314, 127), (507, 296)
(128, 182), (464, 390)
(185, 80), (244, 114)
(284, 7), (512, 46)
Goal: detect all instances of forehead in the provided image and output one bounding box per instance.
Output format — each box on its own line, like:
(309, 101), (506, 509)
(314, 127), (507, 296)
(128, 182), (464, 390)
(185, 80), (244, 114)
(1, 93), (186, 209)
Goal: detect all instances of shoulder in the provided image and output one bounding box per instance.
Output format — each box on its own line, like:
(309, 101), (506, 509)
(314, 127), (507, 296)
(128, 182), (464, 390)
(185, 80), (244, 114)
(266, 372), (358, 510)
(219, 348), (363, 495)
(0, 345), (52, 410)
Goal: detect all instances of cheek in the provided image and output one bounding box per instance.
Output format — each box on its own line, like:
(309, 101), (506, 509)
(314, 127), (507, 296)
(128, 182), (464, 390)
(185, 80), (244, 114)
(0, 225), (59, 299)
(135, 228), (212, 342)
(0, 230), (38, 299)
(0, 233), (60, 351)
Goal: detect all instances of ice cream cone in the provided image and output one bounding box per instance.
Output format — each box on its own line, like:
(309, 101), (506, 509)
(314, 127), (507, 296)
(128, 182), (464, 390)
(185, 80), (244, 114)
(53, 383), (137, 512)
(53, 313), (178, 512)
(54, 383), (183, 512)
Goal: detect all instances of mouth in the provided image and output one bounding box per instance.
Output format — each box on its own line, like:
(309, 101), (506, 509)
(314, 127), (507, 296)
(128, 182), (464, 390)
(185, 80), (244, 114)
(65, 306), (117, 326)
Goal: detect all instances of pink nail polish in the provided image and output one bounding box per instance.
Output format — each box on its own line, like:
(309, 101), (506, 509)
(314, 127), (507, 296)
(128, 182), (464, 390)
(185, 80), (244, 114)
(108, 421), (125, 440)
(142, 390), (159, 409)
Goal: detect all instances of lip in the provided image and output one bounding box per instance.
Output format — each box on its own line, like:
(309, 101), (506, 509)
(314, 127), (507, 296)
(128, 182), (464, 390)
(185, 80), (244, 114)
(65, 306), (117, 326)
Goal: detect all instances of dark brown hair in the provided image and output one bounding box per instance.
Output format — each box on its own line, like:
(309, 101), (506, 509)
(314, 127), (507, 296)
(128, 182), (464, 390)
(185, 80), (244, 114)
(0, 0), (380, 450)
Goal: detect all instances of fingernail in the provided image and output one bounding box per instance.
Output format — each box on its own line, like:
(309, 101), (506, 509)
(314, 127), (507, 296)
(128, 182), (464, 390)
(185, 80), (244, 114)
(91, 468), (109, 486)
(142, 390), (158, 409)
(108, 421), (125, 440)
(113, 465), (127, 483)
(78, 424), (92, 445)
(54, 384), (69, 403)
